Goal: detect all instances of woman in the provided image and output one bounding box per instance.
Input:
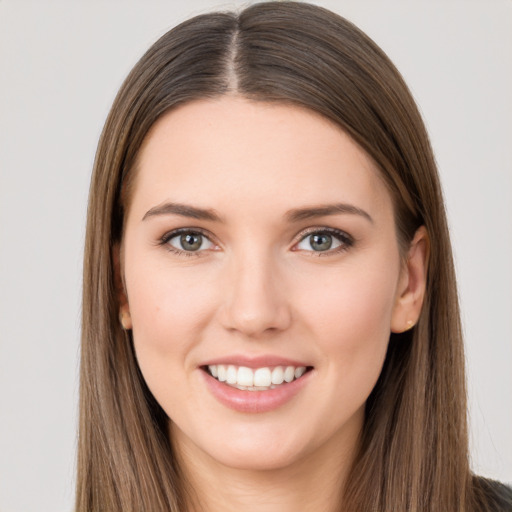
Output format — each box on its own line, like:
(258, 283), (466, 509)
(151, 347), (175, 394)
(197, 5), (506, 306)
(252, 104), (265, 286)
(77, 2), (512, 510)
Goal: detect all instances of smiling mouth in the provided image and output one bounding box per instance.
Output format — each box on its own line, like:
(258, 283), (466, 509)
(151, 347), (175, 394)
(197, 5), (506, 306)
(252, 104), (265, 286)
(203, 364), (313, 391)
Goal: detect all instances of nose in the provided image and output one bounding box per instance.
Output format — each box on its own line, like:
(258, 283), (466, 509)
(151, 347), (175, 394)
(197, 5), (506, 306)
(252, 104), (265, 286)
(219, 250), (292, 338)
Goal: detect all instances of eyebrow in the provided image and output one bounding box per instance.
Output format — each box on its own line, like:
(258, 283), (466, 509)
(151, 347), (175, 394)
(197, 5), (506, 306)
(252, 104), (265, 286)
(142, 202), (222, 222)
(142, 201), (373, 224)
(285, 203), (374, 224)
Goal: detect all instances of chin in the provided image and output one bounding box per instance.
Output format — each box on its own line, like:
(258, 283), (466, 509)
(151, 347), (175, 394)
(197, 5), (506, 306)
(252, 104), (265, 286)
(207, 441), (306, 472)
(171, 418), (313, 472)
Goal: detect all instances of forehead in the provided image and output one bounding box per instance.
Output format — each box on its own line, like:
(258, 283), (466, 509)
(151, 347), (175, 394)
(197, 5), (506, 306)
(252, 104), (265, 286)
(129, 97), (393, 223)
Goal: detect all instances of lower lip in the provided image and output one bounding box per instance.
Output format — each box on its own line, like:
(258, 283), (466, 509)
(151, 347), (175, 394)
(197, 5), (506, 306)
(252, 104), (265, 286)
(201, 369), (312, 413)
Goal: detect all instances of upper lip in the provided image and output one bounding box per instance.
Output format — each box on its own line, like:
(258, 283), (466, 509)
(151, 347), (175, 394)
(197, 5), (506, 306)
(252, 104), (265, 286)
(200, 354), (312, 369)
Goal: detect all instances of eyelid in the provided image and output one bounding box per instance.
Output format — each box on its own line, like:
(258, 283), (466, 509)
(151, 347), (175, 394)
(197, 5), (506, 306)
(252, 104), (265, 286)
(159, 227), (219, 254)
(292, 226), (354, 254)
(160, 226), (213, 242)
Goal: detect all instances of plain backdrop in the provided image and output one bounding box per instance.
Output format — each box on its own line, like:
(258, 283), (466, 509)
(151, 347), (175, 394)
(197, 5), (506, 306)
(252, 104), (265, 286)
(0, 1), (511, 511)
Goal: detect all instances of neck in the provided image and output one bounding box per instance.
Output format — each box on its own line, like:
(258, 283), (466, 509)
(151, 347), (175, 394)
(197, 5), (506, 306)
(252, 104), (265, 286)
(171, 423), (360, 512)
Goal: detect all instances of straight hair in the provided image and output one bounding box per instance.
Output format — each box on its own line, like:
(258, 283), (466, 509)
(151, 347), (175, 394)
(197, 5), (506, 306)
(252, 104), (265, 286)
(77, 2), (502, 510)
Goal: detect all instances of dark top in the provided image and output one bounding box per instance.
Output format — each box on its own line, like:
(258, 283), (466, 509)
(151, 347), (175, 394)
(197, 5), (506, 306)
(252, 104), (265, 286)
(474, 476), (512, 511)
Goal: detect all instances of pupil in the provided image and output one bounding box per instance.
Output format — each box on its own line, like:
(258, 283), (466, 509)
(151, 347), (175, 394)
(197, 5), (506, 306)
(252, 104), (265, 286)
(181, 233), (202, 251)
(311, 234), (332, 251)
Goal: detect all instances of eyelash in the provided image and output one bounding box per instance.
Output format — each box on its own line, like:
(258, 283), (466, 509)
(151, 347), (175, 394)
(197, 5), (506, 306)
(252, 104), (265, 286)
(158, 226), (354, 257)
(159, 227), (215, 257)
(294, 227), (354, 256)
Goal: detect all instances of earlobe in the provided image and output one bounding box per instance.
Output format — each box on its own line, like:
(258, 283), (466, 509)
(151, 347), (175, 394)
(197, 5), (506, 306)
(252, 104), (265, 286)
(119, 309), (132, 331)
(391, 226), (429, 334)
(113, 244), (133, 330)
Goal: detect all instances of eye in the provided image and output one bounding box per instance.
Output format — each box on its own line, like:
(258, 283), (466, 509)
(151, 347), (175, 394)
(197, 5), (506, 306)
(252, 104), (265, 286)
(164, 230), (215, 253)
(295, 229), (352, 253)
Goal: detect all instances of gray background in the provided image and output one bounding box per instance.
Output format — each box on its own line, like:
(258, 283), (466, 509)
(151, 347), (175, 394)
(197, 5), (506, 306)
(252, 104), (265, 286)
(0, 1), (511, 511)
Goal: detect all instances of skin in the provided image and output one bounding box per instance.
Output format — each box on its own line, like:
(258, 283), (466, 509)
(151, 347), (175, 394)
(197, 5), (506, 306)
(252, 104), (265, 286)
(118, 97), (428, 512)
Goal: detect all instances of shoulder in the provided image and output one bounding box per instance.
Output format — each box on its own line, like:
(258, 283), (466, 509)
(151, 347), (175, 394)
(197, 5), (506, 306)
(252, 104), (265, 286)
(472, 476), (512, 512)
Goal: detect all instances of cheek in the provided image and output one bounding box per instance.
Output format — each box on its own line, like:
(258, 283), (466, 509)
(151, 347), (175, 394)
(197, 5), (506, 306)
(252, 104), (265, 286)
(291, 261), (399, 436)
(296, 257), (399, 384)
(124, 257), (219, 394)
(125, 267), (219, 419)
(301, 259), (398, 335)
(127, 259), (214, 338)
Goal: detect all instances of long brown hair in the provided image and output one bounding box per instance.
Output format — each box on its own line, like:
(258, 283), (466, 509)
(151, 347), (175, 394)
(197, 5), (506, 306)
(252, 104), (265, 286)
(77, 2), (490, 510)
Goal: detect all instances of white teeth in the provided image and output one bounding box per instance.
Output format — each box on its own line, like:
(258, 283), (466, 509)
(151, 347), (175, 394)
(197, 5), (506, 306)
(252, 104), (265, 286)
(226, 365), (237, 384)
(237, 366), (254, 387)
(207, 364), (308, 389)
(295, 367), (306, 378)
(217, 364), (227, 382)
(284, 366), (295, 383)
(254, 367), (272, 387)
(271, 366), (284, 385)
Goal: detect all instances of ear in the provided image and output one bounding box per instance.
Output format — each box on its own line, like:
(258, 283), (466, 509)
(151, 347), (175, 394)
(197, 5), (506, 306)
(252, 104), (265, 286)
(391, 226), (429, 333)
(113, 243), (132, 330)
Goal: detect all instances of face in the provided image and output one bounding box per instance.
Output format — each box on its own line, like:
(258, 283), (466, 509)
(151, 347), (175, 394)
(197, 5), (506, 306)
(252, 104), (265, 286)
(120, 97), (421, 473)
